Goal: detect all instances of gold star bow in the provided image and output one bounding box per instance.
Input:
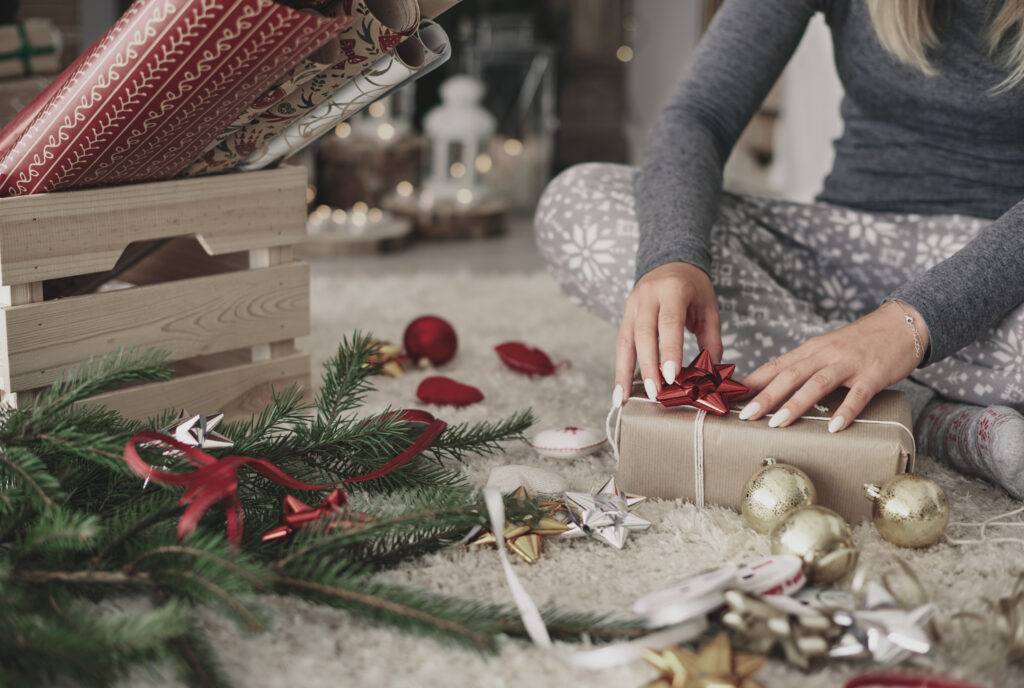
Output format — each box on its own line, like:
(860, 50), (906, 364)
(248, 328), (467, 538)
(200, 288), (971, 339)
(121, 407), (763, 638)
(469, 486), (569, 563)
(641, 632), (764, 688)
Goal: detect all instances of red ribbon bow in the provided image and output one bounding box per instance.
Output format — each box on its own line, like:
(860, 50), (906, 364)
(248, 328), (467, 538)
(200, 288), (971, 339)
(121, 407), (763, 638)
(261, 489), (371, 542)
(124, 410), (446, 547)
(656, 349), (748, 415)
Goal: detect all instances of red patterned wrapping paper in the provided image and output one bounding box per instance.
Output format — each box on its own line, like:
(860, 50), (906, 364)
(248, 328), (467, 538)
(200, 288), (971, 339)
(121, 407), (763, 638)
(0, 0), (351, 197)
(183, 0), (419, 176)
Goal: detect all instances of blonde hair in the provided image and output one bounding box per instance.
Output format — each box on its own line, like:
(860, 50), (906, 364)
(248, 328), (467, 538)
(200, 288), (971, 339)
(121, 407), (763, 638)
(867, 0), (1024, 92)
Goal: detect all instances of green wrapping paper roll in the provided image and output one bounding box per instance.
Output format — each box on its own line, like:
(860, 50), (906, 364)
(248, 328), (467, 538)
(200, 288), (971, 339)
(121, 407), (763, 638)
(183, 0), (419, 177)
(239, 18), (450, 170)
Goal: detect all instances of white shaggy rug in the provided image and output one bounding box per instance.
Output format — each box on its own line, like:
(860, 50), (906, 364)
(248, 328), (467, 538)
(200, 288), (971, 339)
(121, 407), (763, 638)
(198, 268), (1024, 688)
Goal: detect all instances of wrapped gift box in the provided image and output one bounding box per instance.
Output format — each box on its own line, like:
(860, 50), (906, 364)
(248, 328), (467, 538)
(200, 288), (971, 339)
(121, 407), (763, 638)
(614, 387), (914, 523)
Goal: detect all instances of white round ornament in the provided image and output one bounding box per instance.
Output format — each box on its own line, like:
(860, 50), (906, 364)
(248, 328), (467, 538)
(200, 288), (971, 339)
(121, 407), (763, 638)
(735, 555), (806, 596)
(633, 563), (739, 628)
(485, 464), (569, 498)
(529, 426), (607, 459)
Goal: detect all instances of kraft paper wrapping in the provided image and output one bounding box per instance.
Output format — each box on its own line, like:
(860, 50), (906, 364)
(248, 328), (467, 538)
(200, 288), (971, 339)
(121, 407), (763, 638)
(240, 18), (450, 170)
(614, 389), (915, 523)
(0, 18), (62, 78)
(0, 0), (351, 197)
(184, 0), (420, 176)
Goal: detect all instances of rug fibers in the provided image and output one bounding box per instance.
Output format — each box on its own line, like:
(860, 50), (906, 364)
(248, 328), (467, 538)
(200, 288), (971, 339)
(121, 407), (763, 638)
(196, 269), (1024, 688)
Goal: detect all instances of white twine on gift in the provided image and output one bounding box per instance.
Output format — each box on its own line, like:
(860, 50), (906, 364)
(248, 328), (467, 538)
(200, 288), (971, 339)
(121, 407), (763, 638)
(606, 397), (916, 508)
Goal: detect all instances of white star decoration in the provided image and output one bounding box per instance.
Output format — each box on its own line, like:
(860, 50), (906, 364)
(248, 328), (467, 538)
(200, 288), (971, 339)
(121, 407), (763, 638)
(563, 477), (651, 549)
(161, 410), (234, 450)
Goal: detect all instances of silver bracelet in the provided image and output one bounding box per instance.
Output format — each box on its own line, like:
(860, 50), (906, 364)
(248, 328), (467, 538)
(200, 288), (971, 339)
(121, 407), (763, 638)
(889, 300), (922, 360)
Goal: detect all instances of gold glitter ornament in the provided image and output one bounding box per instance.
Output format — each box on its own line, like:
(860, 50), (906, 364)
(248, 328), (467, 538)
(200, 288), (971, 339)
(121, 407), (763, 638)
(741, 458), (817, 534)
(770, 505), (858, 585)
(863, 474), (949, 548)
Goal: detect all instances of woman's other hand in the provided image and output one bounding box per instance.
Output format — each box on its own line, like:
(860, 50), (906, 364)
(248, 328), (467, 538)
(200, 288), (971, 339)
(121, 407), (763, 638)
(614, 262), (722, 406)
(739, 301), (930, 431)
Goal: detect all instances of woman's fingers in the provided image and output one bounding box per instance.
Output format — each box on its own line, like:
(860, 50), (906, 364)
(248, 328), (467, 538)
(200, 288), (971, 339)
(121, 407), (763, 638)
(613, 315), (637, 406)
(770, 365), (846, 428)
(740, 357), (813, 423)
(657, 297), (685, 384)
(634, 306), (662, 400)
(829, 382), (882, 432)
(695, 304), (723, 364)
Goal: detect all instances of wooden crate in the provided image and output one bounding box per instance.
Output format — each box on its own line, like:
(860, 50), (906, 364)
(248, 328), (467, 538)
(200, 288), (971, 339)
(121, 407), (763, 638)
(0, 166), (312, 420)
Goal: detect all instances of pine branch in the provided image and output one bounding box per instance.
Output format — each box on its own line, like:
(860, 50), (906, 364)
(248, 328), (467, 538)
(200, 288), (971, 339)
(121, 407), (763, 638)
(26, 348), (172, 424)
(428, 409), (536, 463)
(313, 333), (380, 425)
(0, 446), (62, 508)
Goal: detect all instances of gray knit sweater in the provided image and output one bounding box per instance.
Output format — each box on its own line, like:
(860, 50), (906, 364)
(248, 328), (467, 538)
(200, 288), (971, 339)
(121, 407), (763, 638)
(634, 0), (1024, 365)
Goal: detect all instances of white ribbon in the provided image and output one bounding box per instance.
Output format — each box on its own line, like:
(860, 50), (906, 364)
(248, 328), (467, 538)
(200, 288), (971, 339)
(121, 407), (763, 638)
(565, 618), (707, 670)
(946, 504), (1024, 546)
(483, 487), (552, 648)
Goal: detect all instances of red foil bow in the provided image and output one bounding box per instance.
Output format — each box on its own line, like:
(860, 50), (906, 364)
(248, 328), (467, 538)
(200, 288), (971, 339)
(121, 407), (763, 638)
(124, 410), (447, 547)
(656, 349), (748, 415)
(261, 489), (371, 542)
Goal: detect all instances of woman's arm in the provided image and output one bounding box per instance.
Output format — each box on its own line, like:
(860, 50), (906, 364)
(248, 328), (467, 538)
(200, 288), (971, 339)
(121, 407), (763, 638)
(617, 0), (820, 402)
(888, 199), (1024, 365)
(740, 201), (1024, 431)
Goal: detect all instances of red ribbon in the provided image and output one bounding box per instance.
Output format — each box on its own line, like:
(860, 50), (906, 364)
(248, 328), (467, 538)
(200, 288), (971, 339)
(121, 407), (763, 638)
(261, 489), (372, 542)
(123, 410), (447, 547)
(656, 349), (748, 415)
(843, 671), (987, 688)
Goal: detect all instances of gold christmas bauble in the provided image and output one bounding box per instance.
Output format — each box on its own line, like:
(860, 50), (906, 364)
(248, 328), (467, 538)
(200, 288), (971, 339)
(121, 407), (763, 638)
(770, 505), (857, 585)
(863, 473), (949, 548)
(741, 458), (817, 534)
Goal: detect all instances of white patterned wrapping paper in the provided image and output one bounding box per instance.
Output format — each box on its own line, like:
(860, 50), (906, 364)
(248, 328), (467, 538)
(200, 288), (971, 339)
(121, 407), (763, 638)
(238, 18), (450, 171)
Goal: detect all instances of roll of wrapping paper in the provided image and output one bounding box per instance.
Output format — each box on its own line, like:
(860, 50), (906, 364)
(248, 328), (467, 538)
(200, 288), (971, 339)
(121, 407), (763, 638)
(0, 18), (62, 78)
(417, 0), (463, 19)
(183, 0), (420, 177)
(240, 19), (450, 170)
(196, 5), (350, 155)
(0, 0), (353, 196)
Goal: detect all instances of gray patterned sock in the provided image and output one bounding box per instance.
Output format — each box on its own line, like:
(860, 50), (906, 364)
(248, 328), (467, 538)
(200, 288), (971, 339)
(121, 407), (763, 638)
(916, 402), (1024, 500)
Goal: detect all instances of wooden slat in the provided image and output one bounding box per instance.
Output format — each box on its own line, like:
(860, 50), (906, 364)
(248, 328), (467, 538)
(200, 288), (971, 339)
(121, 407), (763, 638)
(1, 263), (310, 391)
(0, 166), (306, 285)
(79, 352), (310, 421)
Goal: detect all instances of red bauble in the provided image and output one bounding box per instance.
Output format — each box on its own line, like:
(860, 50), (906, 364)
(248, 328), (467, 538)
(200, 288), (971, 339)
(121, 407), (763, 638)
(403, 316), (458, 365)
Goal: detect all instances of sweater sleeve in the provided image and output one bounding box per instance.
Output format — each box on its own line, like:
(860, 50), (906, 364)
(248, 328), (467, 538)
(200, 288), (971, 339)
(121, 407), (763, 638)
(634, 0), (819, 282)
(887, 199), (1024, 365)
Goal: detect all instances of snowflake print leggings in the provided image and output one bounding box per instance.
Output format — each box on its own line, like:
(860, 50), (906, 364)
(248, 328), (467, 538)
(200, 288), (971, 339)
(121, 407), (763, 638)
(534, 163), (1024, 413)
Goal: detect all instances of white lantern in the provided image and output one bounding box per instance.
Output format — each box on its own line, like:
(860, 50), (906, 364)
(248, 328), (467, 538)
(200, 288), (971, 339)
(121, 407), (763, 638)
(422, 75), (495, 201)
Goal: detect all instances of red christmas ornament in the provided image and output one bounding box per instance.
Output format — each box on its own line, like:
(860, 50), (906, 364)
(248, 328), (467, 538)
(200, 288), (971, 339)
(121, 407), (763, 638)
(656, 349), (748, 415)
(416, 376), (484, 407)
(495, 341), (567, 376)
(403, 315), (458, 366)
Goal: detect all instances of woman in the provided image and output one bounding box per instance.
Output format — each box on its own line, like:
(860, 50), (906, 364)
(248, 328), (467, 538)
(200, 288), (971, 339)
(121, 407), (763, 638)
(536, 0), (1024, 497)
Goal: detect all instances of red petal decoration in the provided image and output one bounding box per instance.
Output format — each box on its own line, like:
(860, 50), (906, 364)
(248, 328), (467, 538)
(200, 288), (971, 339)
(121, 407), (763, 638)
(495, 341), (559, 376)
(416, 376), (484, 407)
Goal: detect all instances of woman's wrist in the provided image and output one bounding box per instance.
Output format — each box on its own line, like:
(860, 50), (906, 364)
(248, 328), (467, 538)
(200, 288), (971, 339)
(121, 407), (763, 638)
(884, 299), (931, 365)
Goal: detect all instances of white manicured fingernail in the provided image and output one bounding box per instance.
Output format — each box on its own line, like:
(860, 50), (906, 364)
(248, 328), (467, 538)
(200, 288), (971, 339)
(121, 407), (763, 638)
(612, 384), (624, 409)
(828, 416), (845, 433)
(661, 360), (677, 384)
(644, 378), (658, 401)
(738, 402), (760, 421)
(768, 408), (791, 428)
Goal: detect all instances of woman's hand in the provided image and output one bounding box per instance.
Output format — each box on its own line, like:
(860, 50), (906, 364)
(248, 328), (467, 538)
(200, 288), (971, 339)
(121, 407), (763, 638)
(739, 301), (930, 431)
(614, 262), (722, 406)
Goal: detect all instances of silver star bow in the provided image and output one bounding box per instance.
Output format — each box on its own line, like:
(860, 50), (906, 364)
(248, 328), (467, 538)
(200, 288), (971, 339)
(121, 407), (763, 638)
(563, 477), (651, 549)
(161, 410), (234, 450)
(140, 411), (234, 488)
